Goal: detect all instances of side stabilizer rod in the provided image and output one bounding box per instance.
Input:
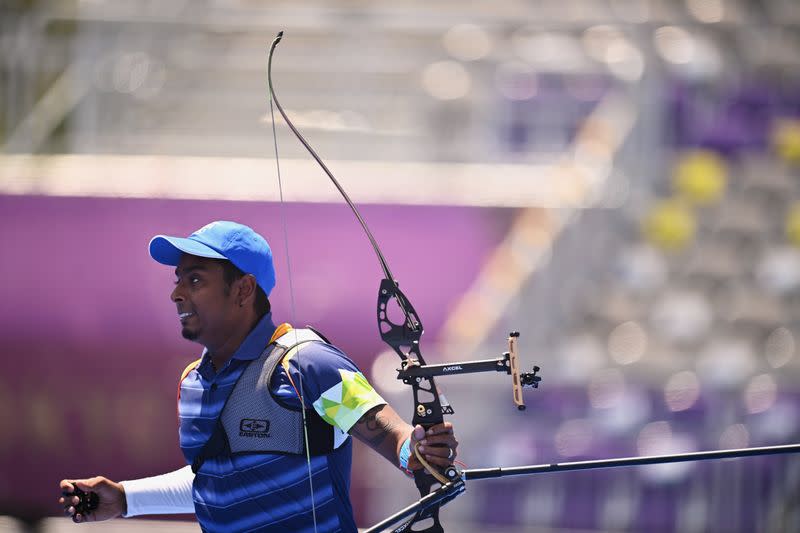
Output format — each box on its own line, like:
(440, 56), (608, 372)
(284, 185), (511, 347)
(463, 443), (800, 481)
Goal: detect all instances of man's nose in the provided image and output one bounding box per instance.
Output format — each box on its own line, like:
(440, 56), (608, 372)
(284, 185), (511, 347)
(171, 284), (184, 303)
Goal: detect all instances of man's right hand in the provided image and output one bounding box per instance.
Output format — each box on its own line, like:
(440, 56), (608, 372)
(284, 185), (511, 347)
(59, 477), (126, 523)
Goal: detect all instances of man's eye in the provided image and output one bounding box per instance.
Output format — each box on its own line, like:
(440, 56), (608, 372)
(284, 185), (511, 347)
(190, 276), (200, 284)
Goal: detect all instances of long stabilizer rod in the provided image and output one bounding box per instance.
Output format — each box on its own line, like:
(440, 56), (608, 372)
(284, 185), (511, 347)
(366, 444), (800, 533)
(463, 443), (800, 481)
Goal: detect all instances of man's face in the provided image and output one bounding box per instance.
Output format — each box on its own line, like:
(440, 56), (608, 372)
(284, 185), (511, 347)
(171, 254), (239, 347)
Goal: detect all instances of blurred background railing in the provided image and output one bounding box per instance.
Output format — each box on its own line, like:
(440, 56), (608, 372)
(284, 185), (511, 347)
(2, 0), (800, 531)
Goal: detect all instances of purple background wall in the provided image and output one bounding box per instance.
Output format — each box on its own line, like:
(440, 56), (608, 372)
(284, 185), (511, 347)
(0, 194), (512, 522)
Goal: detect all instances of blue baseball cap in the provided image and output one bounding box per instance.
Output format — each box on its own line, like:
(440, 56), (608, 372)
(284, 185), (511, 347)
(149, 221), (276, 296)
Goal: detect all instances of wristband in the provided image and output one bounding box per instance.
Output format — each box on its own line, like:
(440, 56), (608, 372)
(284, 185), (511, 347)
(398, 437), (412, 475)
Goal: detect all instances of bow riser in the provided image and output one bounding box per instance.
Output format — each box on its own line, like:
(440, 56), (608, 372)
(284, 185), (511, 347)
(378, 278), (449, 533)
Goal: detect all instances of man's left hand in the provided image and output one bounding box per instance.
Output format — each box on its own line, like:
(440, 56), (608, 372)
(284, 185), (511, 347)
(407, 422), (458, 470)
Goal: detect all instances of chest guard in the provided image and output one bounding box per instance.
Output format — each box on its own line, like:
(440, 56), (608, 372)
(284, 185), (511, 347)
(184, 328), (334, 473)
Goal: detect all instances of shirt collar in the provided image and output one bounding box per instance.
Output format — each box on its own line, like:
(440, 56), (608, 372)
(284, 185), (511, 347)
(233, 312), (278, 361)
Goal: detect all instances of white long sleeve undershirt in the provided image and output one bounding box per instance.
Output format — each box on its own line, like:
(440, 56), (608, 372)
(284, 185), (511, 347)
(120, 465), (196, 517)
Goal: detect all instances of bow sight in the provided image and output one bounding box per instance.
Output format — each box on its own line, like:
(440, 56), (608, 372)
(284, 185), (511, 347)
(396, 331), (541, 412)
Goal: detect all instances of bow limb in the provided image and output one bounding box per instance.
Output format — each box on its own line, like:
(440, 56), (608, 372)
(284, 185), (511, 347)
(268, 31), (456, 533)
(267, 32), (394, 283)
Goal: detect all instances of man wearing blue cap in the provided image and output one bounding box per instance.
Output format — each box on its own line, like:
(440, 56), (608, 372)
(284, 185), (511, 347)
(59, 221), (458, 532)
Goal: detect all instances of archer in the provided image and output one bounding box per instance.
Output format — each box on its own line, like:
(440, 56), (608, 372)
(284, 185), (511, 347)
(58, 220), (459, 533)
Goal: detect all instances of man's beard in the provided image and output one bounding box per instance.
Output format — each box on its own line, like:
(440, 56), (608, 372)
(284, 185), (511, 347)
(181, 326), (199, 341)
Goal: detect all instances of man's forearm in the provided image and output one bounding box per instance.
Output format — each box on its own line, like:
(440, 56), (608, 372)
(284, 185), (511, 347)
(120, 465), (195, 516)
(350, 404), (413, 468)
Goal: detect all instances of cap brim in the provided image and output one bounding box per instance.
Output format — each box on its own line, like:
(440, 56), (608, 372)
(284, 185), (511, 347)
(148, 235), (227, 266)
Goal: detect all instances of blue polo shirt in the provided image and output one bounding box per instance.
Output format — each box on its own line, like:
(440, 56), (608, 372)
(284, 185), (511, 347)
(177, 313), (386, 532)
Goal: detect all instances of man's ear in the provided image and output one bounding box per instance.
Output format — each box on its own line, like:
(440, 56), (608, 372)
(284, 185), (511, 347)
(237, 274), (258, 307)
